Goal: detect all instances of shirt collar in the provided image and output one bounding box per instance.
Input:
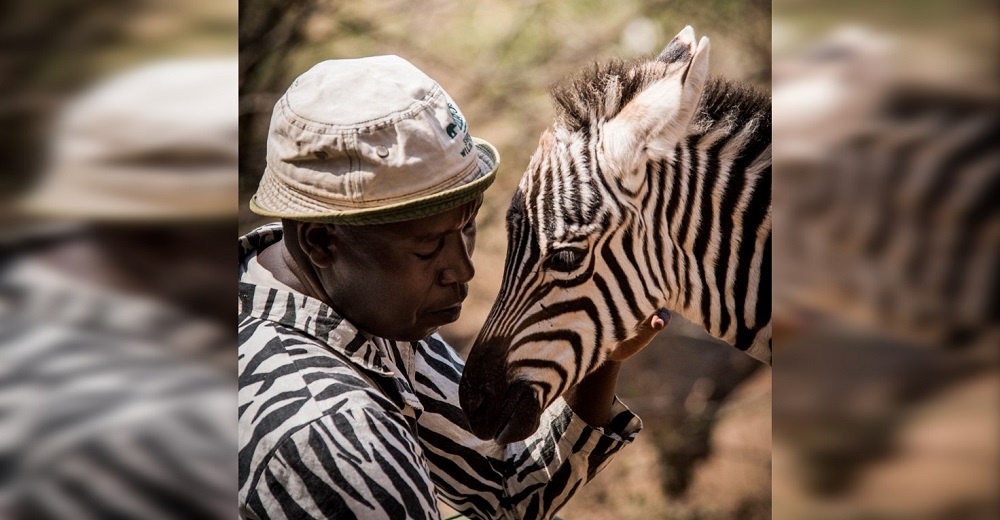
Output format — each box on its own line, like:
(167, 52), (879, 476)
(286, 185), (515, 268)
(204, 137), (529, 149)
(238, 223), (394, 377)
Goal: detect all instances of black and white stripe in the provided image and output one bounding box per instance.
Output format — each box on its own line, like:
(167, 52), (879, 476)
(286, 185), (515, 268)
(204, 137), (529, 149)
(774, 82), (1000, 351)
(464, 27), (771, 421)
(238, 224), (641, 520)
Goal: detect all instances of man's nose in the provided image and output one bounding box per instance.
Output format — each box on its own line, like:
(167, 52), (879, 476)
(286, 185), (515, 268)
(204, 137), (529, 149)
(439, 235), (475, 285)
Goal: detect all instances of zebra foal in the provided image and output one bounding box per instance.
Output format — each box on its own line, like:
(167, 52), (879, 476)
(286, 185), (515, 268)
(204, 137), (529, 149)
(460, 26), (771, 443)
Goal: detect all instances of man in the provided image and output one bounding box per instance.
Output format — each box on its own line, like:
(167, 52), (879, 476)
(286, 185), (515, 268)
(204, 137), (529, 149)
(238, 55), (664, 520)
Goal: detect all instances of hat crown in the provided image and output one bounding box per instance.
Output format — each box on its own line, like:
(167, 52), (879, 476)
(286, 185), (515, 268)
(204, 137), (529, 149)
(258, 55), (489, 218)
(284, 55), (436, 127)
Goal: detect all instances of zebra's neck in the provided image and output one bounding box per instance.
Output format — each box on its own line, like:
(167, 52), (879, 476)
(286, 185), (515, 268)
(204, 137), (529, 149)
(640, 128), (772, 352)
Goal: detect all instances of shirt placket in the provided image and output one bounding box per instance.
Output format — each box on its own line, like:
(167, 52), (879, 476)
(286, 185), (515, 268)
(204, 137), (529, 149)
(368, 338), (424, 433)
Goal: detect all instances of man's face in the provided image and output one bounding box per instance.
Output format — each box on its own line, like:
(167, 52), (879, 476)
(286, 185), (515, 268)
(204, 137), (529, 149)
(324, 197), (482, 341)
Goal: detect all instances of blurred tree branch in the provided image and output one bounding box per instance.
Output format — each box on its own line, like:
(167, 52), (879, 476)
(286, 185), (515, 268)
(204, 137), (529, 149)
(238, 0), (320, 204)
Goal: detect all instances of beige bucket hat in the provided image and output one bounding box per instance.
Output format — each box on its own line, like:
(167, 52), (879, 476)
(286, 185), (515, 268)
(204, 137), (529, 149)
(250, 55), (499, 225)
(21, 58), (238, 221)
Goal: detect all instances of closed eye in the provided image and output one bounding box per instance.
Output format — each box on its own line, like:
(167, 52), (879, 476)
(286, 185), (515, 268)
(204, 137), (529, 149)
(415, 239), (444, 260)
(416, 220), (476, 260)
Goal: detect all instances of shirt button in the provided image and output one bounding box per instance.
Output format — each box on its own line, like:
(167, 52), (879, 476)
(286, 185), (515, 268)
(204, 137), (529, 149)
(375, 145), (389, 158)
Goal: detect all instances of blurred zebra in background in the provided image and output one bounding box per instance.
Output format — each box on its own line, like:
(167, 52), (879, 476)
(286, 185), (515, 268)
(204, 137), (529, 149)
(772, 26), (999, 502)
(773, 26), (999, 357)
(460, 26), (771, 443)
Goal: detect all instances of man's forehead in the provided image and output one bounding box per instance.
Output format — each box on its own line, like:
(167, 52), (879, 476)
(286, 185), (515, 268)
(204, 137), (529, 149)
(381, 197), (482, 241)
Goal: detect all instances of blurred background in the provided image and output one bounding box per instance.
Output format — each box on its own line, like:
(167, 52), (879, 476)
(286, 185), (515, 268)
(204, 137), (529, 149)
(239, 1), (771, 519)
(772, 1), (998, 519)
(1, 1), (237, 518)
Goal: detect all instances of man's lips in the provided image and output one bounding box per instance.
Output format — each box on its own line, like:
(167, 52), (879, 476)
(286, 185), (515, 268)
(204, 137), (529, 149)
(433, 302), (463, 312)
(428, 302), (464, 322)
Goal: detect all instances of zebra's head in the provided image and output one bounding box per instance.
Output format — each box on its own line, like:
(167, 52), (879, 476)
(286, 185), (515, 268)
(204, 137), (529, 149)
(460, 27), (712, 443)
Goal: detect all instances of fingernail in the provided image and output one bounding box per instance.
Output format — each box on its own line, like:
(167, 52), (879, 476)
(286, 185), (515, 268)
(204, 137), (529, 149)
(653, 309), (671, 329)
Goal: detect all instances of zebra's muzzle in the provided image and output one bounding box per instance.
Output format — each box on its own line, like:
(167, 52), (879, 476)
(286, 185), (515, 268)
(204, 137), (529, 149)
(462, 377), (541, 444)
(494, 381), (542, 444)
(461, 338), (543, 443)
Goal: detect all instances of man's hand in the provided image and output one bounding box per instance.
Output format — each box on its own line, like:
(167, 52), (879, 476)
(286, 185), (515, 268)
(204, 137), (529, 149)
(608, 308), (671, 362)
(565, 308), (671, 428)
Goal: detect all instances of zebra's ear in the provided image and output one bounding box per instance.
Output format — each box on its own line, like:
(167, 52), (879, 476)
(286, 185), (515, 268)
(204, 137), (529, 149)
(602, 26), (710, 188)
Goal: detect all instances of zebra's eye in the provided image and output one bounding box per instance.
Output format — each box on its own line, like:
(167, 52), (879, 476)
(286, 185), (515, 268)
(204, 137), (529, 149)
(545, 247), (587, 272)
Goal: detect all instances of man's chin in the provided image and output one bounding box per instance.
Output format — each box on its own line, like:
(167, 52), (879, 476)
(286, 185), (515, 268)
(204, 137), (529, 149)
(381, 325), (441, 343)
(372, 311), (462, 342)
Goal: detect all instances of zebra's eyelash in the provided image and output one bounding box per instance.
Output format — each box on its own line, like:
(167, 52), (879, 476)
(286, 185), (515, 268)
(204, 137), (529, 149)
(544, 245), (589, 272)
(549, 240), (588, 250)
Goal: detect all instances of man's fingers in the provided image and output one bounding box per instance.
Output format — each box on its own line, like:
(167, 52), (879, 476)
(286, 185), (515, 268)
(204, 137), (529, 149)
(650, 308), (670, 330)
(633, 308), (671, 341)
(608, 308), (671, 361)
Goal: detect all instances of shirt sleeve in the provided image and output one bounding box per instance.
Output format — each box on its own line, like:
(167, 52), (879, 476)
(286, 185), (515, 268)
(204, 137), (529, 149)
(245, 401), (443, 520)
(413, 335), (642, 520)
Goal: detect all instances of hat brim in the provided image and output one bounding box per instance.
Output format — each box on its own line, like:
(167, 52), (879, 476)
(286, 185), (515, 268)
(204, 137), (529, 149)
(249, 137), (499, 225)
(18, 164), (238, 222)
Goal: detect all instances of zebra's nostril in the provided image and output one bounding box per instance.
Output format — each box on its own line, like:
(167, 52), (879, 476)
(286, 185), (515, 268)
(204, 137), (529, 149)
(465, 389), (484, 414)
(459, 378), (493, 417)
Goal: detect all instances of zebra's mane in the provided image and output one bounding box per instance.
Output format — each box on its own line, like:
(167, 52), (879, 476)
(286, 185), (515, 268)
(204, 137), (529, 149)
(551, 56), (769, 135)
(551, 57), (652, 132)
(696, 77), (770, 136)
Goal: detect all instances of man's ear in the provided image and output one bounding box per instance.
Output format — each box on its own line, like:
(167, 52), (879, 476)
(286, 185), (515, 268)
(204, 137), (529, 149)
(601, 26), (710, 190)
(296, 222), (337, 268)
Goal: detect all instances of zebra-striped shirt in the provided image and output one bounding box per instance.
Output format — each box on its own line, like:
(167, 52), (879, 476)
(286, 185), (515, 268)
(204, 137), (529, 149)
(238, 224), (641, 520)
(1, 249), (235, 519)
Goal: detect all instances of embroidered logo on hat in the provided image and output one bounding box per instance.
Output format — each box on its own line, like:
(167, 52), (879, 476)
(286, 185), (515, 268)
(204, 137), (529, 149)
(446, 102), (474, 157)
